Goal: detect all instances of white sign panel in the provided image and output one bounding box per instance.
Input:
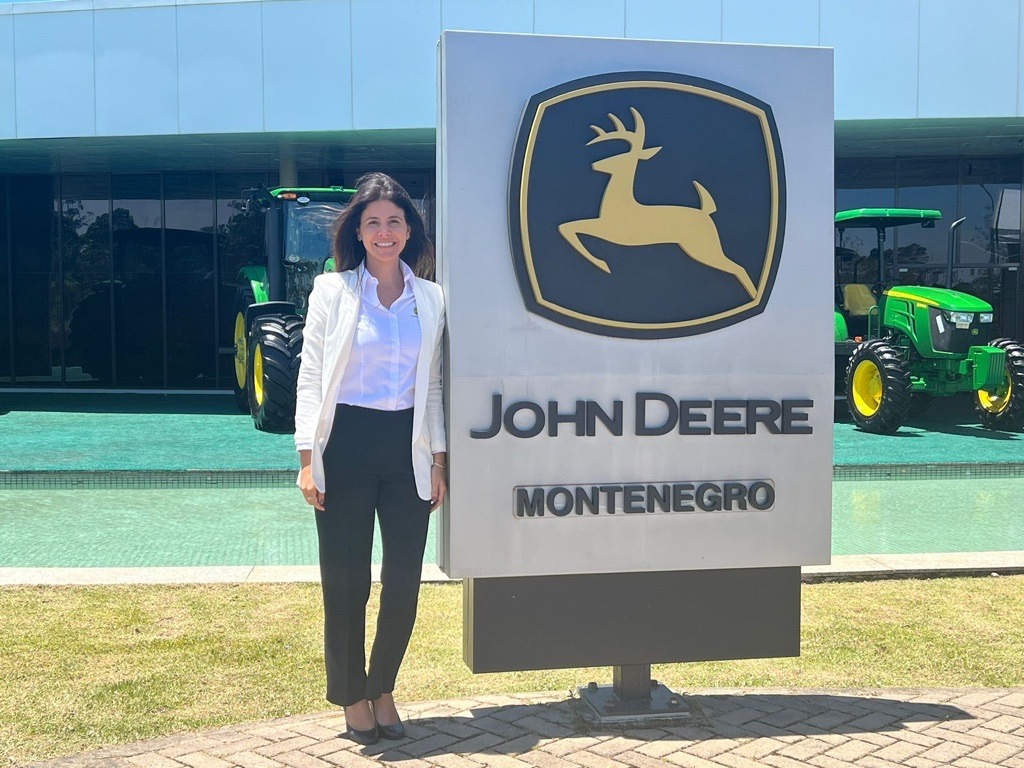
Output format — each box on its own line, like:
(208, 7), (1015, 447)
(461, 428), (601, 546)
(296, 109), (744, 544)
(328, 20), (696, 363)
(438, 31), (833, 578)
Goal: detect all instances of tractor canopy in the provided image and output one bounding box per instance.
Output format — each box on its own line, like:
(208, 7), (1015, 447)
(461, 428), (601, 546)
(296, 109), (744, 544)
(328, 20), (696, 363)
(267, 186), (355, 202)
(884, 285), (994, 313)
(834, 208), (942, 230)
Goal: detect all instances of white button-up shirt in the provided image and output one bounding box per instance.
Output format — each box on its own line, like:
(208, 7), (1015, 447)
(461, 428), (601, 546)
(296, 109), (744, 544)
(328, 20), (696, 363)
(335, 262), (421, 411)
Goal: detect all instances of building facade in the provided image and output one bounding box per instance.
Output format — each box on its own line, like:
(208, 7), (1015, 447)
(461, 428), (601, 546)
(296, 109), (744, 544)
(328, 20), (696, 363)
(2, 0), (1024, 389)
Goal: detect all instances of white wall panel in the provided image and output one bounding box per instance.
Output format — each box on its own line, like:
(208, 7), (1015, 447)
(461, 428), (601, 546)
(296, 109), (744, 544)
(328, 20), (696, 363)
(534, 0), (625, 38)
(95, 6), (177, 135)
(351, 0), (439, 129)
(4, 0), (1024, 137)
(1020, 0), (1024, 115)
(821, 0), (917, 119)
(722, 0), (818, 46)
(920, 0), (1019, 118)
(0, 13), (15, 139)
(177, 2), (264, 133)
(263, 0), (351, 131)
(625, 0), (721, 43)
(442, 0), (532, 34)
(14, 9), (95, 138)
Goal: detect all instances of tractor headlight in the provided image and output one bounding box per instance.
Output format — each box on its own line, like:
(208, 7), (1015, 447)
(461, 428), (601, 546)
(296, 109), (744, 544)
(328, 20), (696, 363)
(979, 312), (994, 323)
(945, 311), (975, 325)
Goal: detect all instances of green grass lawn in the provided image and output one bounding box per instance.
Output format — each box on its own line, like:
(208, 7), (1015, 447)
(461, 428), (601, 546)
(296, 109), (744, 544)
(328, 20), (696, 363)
(3, 577), (1024, 765)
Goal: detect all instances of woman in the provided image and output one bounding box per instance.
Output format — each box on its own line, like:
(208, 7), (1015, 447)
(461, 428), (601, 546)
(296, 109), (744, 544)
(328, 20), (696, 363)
(295, 172), (446, 746)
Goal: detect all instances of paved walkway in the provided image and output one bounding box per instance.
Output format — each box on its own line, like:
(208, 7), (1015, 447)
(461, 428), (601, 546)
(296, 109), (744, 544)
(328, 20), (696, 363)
(25, 688), (1024, 768)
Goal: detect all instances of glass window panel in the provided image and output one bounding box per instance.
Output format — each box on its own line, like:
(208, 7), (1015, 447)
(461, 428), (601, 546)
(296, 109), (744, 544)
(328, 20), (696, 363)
(62, 174), (112, 387)
(0, 177), (9, 382)
(216, 171), (266, 387)
(895, 158), (959, 277)
(834, 160), (896, 287)
(113, 174), (164, 387)
(894, 265), (948, 289)
(165, 172), (215, 388)
(835, 158), (896, 212)
(959, 157), (1020, 265)
(10, 176), (59, 383)
(296, 169), (323, 188)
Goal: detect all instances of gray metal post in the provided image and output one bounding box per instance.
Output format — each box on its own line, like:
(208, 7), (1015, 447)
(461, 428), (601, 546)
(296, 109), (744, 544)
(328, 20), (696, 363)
(612, 664), (652, 702)
(279, 146), (298, 188)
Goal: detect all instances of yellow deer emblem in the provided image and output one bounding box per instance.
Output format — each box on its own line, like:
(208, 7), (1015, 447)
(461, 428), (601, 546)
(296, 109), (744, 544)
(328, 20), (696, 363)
(558, 107), (758, 300)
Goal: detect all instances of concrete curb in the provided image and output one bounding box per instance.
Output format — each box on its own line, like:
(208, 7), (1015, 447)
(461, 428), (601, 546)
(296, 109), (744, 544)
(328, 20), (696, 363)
(2, 553), (1023, 586)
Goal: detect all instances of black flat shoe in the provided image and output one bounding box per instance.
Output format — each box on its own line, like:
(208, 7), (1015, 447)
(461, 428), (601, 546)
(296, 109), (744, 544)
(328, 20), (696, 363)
(344, 724), (379, 746)
(375, 718), (406, 740)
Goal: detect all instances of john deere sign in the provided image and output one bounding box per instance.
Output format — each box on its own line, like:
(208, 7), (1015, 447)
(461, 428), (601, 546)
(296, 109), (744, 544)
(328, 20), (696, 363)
(509, 72), (786, 339)
(438, 31), (832, 581)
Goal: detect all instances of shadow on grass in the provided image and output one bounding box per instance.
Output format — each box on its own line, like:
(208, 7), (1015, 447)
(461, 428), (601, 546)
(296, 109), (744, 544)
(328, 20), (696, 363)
(364, 692), (971, 761)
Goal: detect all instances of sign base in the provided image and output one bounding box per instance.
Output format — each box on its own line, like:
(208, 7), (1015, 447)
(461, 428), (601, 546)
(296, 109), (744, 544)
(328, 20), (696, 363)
(579, 680), (691, 725)
(464, 568), (801, 673)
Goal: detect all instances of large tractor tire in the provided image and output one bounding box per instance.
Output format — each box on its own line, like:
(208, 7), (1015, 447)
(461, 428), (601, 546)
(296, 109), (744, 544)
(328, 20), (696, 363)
(232, 284), (257, 413)
(975, 338), (1024, 431)
(845, 340), (912, 434)
(248, 314), (304, 434)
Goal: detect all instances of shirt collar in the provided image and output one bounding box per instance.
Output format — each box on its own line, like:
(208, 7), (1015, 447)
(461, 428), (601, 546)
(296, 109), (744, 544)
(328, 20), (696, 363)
(359, 261), (416, 307)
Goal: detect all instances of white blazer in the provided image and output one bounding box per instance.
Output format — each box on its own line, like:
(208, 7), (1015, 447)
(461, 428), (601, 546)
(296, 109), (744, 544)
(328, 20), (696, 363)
(294, 268), (446, 501)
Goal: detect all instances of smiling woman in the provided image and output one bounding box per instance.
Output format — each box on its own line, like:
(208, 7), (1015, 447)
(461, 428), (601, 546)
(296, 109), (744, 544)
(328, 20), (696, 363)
(292, 172), (447, 746)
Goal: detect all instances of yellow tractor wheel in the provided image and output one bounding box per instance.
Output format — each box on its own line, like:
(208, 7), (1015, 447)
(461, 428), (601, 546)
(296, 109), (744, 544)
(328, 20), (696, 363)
(231, 285), (256, 413)
(844, 340), (912, 434)
(975, 338), (1024, 431)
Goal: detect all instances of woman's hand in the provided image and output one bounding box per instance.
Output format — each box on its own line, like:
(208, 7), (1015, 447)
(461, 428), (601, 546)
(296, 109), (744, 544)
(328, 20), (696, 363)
(298, 464), (325, 511)
(430, 452), (447, 511)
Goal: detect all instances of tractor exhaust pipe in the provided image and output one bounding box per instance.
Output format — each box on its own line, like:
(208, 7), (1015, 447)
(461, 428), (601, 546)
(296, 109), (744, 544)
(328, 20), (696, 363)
(947, 216), (966, 288)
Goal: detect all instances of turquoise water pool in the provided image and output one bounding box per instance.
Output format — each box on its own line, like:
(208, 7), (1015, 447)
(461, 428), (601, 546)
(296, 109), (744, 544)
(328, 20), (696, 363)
(1, 478), (1022, 567)
(831, 477), (1024, 555)
(0, 488), (435, 568)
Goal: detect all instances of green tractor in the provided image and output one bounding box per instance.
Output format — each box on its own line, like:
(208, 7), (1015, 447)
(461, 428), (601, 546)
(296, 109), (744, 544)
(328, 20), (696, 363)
(834, 208), (1024, 434)
(231, 186), (354, 433)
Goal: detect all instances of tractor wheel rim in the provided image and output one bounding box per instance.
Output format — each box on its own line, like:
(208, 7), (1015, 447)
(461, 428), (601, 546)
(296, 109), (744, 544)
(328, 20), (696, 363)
(253, 344), (265, 406)
(233, 313), (247, 389)
(852, 359), (882, 417)
(978, 371), (1012, 414)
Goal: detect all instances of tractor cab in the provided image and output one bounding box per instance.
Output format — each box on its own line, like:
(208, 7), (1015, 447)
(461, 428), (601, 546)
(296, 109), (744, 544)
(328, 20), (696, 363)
(834, 208), (942, 342)
(230, 185), (355, 432)
(243, 186), (353, 313)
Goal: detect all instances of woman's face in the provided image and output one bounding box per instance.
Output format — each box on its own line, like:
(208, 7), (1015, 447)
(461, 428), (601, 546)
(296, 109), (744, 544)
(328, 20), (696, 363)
(358, 199), (411, 270)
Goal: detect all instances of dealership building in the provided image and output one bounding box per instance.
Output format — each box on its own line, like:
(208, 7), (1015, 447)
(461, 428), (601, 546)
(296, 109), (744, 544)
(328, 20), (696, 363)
(1, 0), (1023, 390)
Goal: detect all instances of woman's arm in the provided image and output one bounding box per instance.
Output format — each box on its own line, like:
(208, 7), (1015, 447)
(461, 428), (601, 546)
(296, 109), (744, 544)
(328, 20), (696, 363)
(427, 290), (447, 510)
(294, 278), (328, 455)
(297, 449), (324, 510)
(425, 294), (446, 455)
(295, 278), (330, 505)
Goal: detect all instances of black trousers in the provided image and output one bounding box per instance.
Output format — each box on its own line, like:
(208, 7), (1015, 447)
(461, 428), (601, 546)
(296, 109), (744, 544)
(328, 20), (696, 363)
(315, 404), (431, 707)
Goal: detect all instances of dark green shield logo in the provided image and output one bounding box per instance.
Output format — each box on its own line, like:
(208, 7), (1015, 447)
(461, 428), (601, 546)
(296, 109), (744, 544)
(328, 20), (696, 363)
(509, 71), (786, 339)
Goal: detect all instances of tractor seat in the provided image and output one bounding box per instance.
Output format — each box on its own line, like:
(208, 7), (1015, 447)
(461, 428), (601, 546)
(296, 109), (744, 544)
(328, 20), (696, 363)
(843, 283), (878, 316)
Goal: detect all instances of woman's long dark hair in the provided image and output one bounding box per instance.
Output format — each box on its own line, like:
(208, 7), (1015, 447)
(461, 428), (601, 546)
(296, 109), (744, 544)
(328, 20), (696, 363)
(331, 172), (435, 279)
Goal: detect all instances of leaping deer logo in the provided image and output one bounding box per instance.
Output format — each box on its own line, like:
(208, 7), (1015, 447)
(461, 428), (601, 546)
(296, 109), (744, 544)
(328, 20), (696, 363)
(557, 107), (758, 300)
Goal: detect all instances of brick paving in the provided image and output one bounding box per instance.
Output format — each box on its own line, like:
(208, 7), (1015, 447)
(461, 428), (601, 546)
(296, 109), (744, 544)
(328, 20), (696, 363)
(24, 688), (1024, 768)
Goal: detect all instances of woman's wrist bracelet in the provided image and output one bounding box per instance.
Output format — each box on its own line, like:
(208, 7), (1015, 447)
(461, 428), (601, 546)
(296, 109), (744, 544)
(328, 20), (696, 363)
(432, 461), (446, 468)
